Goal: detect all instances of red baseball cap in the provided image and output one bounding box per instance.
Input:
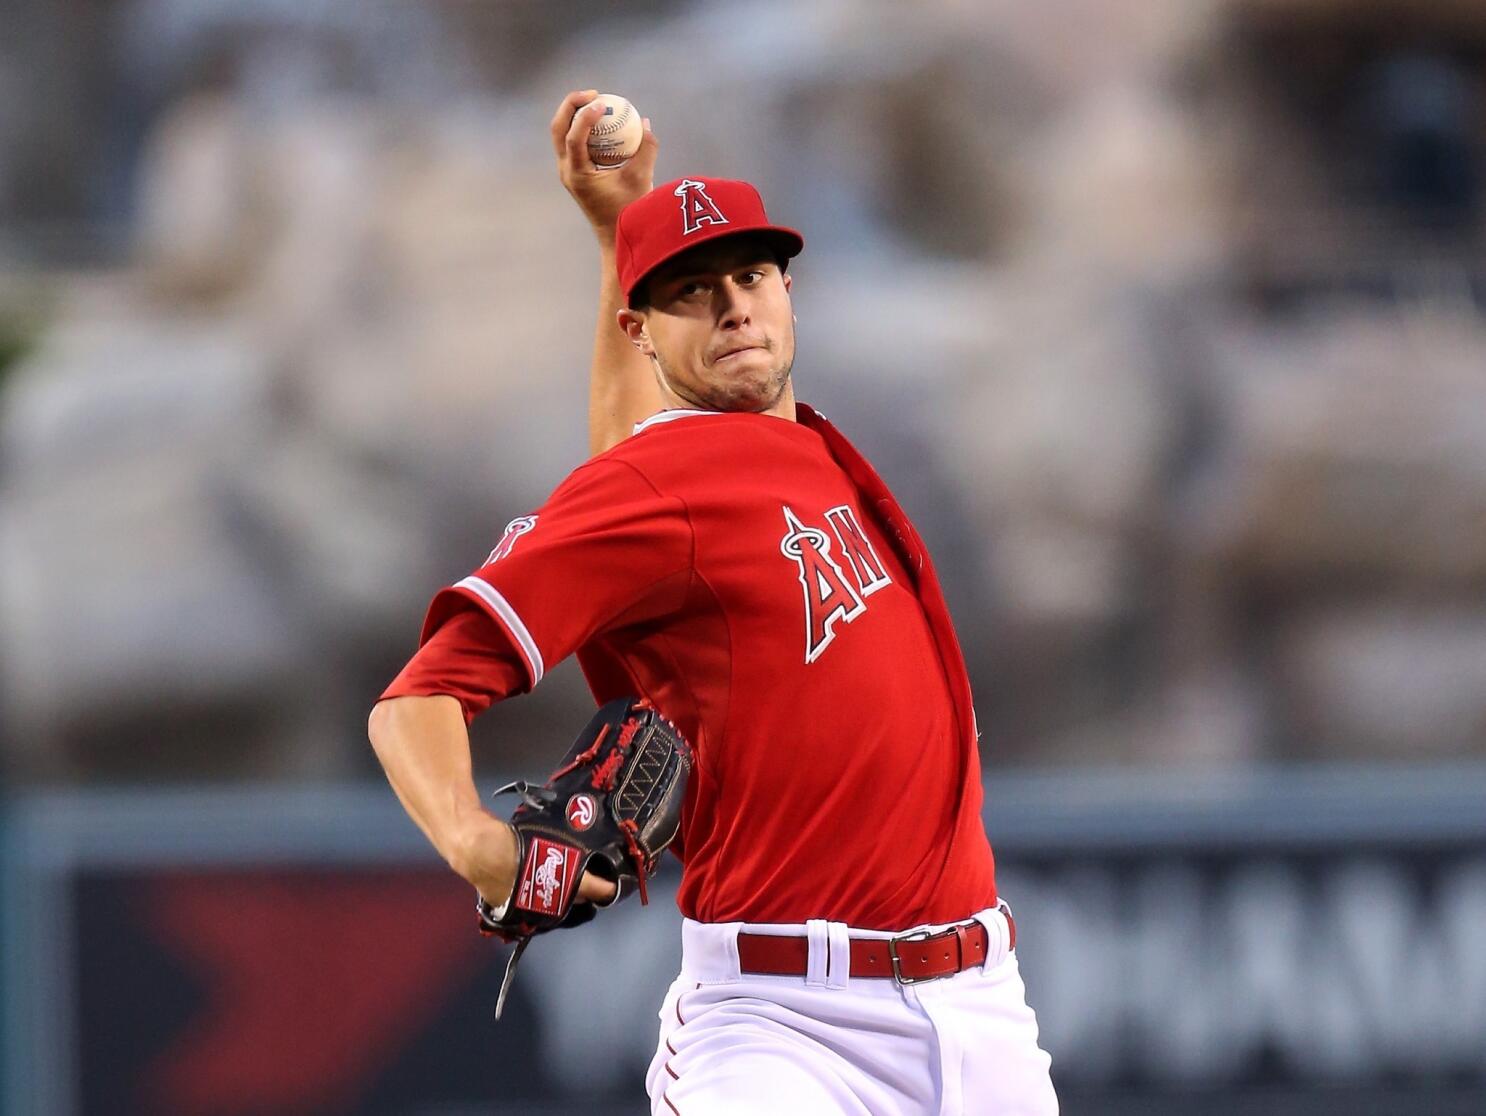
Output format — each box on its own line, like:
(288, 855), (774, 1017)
(615, 177), (804, 303)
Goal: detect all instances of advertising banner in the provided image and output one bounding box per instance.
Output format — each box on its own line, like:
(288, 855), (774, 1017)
(5, 768), (1484, 1115)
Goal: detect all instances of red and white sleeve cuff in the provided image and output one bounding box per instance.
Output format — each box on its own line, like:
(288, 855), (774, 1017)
(452, 576), (545, 687)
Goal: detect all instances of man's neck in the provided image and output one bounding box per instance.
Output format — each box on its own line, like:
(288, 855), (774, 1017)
(653, 383), (797, 423)
(761, 384), (798, 422)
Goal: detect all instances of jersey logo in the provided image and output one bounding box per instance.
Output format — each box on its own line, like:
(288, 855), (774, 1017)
(824, 505), (892, 596)
(780, 504), (893, 663)
(485, 515), (537, 565)
(675, 179), (728, 236)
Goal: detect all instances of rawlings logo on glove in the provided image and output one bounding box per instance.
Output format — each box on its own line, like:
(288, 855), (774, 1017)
(477, 696), (692, 1017)
(518, 839), (579, 916)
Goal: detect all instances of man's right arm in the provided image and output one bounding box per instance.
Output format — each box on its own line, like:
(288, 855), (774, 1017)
(367, 695), (520, 906)
(370, 457), (692, 909)
(368, 608), (619, 907)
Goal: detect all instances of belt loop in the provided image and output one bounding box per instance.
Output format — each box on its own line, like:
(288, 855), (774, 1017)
(971, 907), (1007, 972)
(682, 918), (744, 983)
(723, 921), (743, 981)
(805, 919), (830, 986)
(825, 921), (851, 989)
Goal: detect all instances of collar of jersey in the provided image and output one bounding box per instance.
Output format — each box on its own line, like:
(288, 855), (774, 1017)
(631, 409), (725, 435)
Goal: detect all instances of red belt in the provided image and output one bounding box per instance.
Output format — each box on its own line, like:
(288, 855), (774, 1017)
(736, 907), (1015, 986)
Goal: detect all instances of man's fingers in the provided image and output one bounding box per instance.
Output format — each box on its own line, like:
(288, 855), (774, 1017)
(550, 89), (598, 157)
(564, 98), (609, 172)
(578, 871), (619, 903)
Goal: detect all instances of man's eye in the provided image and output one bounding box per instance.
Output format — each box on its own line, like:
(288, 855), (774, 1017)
(679, 281), (707, 297)
(740, 270), (764, 284)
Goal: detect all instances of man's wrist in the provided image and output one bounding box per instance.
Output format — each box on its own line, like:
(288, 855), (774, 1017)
(480, 877), (517, 920)
(481, 823), (520, 916)
(448, 812), (517, 890)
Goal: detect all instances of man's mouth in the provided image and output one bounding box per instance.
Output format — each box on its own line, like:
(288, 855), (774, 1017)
(713, 343), (765, 364)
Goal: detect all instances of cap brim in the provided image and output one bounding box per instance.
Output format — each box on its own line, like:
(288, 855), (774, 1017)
(626, 223), (805, 303)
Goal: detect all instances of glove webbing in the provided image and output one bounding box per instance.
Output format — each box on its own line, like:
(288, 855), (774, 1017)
(547, 722), (611, 782)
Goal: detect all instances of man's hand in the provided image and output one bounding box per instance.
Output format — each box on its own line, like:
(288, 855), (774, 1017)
(454, 810), (617, 907)
(551, 89), (659, 242)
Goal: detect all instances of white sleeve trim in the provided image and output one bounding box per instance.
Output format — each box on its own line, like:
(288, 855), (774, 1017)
(453, 576), (545, 687)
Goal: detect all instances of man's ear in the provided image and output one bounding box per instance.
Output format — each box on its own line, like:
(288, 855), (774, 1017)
(783, 273), (792, 294)
(616, 308), (655, 357)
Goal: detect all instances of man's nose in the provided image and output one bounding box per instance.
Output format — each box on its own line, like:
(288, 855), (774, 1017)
(716, 281), (751, 329)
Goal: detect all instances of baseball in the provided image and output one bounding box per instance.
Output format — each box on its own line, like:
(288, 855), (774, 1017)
(586, 93), (643, 168)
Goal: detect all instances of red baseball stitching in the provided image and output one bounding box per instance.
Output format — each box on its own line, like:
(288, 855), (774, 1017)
(659, 985), (697, 1115)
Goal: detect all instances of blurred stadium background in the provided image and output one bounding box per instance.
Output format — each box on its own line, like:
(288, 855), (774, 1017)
(2, 0), (1485, 1113)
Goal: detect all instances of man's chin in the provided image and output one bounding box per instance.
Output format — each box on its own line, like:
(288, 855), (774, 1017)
(709, 376), (789, 414)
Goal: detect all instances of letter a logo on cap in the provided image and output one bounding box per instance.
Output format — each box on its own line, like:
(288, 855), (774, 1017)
(675, 179), (728, 236)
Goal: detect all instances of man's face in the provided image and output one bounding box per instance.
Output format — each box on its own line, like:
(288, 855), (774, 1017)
(623, 236), (796, 414)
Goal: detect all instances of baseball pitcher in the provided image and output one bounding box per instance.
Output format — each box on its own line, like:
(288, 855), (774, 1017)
(369, 90), (1058, 1115)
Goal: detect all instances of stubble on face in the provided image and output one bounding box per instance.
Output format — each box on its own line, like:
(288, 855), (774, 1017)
(653, 332), (794, 414)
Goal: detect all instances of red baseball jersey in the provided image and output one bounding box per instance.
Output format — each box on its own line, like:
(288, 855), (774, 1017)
(393, 405), (998, 930)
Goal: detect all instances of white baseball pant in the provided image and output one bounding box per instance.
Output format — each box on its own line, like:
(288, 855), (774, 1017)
(646, 904), (1057, 1115)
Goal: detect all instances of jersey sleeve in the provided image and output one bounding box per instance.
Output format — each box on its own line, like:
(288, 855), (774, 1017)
(379, 609), (528, 723)
(417, 458), (693, 691)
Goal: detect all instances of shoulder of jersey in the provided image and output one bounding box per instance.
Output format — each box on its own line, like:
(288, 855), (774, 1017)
(603, 411), (805, 468)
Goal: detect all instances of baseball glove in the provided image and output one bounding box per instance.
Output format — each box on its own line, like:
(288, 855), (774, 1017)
(477, 696), (691, 1016)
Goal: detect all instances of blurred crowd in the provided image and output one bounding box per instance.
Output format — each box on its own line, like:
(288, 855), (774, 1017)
(1, 0), (1484, 783)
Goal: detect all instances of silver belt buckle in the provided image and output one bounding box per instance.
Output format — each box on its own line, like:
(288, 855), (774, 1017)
(887, 928), (940, 986)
